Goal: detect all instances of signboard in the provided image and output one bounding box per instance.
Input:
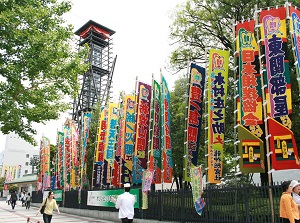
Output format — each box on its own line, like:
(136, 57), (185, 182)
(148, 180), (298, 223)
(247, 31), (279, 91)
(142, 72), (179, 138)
(87, 188), (140, 208)
(42, 189), (63, 201)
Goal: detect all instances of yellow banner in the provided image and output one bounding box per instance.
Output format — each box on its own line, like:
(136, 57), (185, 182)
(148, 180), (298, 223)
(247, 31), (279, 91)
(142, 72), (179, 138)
(207, 49), (229, 184)
(104, 103), (119, 166)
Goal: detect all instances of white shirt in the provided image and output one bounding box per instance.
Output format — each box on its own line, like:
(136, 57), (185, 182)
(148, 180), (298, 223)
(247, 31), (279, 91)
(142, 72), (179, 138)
(292, 192), (300, 214)
(115, 192), (136, 219)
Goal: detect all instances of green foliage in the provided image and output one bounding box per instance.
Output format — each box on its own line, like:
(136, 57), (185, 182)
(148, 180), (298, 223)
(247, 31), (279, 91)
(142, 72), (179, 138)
(8, 185), (18, 193)
(169, 0), (300, 185)
(86, 104), (101, 186)
(0, 177), (5, 187)
(0, 0), (89, 145)
(170, 76), (188, 189)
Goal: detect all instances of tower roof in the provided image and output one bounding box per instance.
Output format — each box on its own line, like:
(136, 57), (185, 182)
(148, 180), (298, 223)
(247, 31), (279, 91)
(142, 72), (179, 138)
(74, 20), (115, 39)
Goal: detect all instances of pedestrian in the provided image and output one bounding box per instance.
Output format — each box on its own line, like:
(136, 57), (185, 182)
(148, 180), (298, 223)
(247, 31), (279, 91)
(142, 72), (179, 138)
(115, 183), (136, 223)
(280, 180), (300, 223)
(36, 191), (60, 223)
(291, 180), (300, 215)
(6, 193), (11, 205)
(21, 191), (26, 207)
(25, 192), (32, 209)
(10, 191), (18, 210)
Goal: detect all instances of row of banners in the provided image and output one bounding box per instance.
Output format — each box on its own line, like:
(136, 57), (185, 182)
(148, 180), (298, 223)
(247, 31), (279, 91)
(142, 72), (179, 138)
(35, 76), (173, 191)
(33, 3), (300, 216)
(186, 4), (300, 215)
(92, 76), (173, 187)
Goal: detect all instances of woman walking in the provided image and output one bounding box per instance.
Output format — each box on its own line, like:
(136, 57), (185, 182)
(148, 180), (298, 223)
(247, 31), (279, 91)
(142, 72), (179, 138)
(36, 191), (60, 223)
(280, 181), (300, 223)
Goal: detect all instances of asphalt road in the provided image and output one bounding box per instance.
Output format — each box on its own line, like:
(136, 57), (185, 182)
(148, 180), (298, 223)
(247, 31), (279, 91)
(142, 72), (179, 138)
(0, 200), (117, 223)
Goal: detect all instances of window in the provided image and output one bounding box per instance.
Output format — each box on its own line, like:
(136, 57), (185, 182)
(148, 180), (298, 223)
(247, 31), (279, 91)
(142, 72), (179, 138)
(25, 170), (28, 174)
(25, 162), (29, 166)
(26, 154), (29, 158)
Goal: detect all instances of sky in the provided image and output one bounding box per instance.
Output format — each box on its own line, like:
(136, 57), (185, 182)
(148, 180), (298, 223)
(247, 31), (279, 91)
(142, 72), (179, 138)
(0, 0), (186, 152)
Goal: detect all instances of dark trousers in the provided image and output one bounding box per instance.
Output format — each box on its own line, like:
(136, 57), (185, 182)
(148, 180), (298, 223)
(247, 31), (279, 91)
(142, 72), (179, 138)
(25, 201), (30, 209)
(281, 218), (300, 223)
(121, 218), (133, 223)
(43, 213), (53, 223)
(11, 200), (16, 209)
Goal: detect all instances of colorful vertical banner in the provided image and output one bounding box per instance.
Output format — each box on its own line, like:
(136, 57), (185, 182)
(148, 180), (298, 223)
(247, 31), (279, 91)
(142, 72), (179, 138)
(121, 95), (136, 184)
(268, 118), (300, 170)
(290, 6), (300, 83)
(81, 112), (92, 187)
(70, 121), (79, 187)
(103, 103), (118, 185)
(184, 63), (206, 182)
(149, 81), (162, 184)
(236, 20), (265, 173)
(238, 126), (265, 173)
(93, 107), (108, 188)
(161, 76), (173, 183)
(57, 131), (64, 187)
(207, 49), (229, 184)
(41, 136), (51, 188)
(141, 170), (153, 209)
(260, 7), (292, 117)
(64, 125), (71, 186)
(133, 82), (152, 183)
(113, 98), (124, 187)
(236, 20), (263, 127)
(104, 103), (119, 166)
(190, 166), (205, 215)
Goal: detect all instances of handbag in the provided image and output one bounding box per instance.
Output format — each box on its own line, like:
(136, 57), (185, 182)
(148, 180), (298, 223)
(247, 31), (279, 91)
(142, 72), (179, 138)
(40, 198), (47, 214)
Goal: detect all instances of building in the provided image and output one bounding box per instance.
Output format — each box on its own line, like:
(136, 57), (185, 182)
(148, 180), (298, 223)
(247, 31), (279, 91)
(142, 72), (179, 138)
(0, 132), (39, 179)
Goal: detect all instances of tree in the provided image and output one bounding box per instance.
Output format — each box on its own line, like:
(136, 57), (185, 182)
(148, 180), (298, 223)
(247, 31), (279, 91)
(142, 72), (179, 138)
(169, 0), (300, 184)
(0, 0), (89, 145)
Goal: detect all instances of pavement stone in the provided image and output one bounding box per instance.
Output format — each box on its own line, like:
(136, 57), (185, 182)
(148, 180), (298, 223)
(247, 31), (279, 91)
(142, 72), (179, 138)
(0, 200), (117, 223)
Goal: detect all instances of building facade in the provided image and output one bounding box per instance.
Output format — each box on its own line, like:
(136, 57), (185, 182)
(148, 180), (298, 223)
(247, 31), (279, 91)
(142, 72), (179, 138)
(0, 132), (39, 180)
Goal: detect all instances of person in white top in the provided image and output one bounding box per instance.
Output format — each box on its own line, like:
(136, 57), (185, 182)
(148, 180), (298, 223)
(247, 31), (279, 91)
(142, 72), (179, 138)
(291, 180), (300, 215)
(115, 183), (136, 223)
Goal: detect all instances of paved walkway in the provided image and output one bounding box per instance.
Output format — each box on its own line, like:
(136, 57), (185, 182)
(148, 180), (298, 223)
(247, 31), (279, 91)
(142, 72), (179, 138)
(0, 200), (117, 223)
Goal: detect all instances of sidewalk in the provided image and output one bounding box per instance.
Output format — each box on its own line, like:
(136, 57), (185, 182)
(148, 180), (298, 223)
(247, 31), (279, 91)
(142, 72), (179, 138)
(0, 199), (174, 223)
(0, 200), (117, 223)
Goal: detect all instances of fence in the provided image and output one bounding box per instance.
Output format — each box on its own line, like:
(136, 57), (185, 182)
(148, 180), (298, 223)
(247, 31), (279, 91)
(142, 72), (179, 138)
(32, 183), (285, 223)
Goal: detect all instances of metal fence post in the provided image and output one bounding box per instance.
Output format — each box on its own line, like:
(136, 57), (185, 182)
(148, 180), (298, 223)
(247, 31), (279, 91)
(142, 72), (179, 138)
(244, 186), (250, 223)
(180, 190), (185, 223)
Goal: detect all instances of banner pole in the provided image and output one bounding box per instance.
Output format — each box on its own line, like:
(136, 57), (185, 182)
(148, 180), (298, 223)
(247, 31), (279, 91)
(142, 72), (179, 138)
(254, 5), (275, 222)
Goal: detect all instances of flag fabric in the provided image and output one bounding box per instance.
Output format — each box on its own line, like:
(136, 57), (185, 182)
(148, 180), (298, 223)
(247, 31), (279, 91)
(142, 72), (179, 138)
(161, 76), (173, 183)
(260, 7), (292, 117)
(236, 20), (265, 173)
(149, 80), (162, 183)
(190, 166), (205, 215)
(70, 121), (79, 187)
(236, 20), (263, 127)
(64, 125), (71, 185)
(207, 49), (229, 184)
(184, 63), (206, 182)
(122, 95), (136, 184)
(133, 81), (152, 184)
(93, 107), (108, 188)
(57, 131), (64, 187)
(290, 6), (300, 83)
(102, 103), (118, 185)
(268, 118), (300, 170)
(238, 126), (265, 173)
(81, 112), (92, 187)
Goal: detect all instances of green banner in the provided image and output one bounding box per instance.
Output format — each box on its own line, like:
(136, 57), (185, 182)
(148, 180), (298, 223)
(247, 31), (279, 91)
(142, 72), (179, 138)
(42, 190), (63, 202)
(87, 188), (140, 208)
